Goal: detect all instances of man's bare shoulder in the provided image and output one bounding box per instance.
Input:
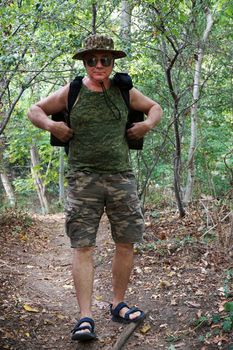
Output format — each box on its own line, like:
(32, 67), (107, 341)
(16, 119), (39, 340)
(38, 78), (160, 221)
(36, 83), (70, 116)
(129, 88), (157, 114)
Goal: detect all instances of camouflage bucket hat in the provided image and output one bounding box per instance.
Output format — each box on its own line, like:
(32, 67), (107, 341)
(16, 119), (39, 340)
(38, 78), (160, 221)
(72, 34), (127, 60)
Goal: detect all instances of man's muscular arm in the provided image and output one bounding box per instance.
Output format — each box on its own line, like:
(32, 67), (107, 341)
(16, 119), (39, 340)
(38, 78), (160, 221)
(27, 84), (73, 142)
(127, 88), (163, 140)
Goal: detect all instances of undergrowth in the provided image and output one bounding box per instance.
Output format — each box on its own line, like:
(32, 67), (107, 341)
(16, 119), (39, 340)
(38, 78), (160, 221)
(0, 208), (34, 236)
(193, 269), (233, 346)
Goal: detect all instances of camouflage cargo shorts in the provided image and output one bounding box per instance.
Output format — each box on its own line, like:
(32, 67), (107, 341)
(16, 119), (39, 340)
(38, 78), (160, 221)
(65, 171), (144, 248)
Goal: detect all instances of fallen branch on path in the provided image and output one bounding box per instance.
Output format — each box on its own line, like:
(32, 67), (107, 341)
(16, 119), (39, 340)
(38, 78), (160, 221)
(112, 310), (149, 350)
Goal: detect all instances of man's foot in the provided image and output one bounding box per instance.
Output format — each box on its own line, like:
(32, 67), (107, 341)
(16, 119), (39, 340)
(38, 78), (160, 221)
(71, 317), (97, 341)
(110, 302), (145, 324)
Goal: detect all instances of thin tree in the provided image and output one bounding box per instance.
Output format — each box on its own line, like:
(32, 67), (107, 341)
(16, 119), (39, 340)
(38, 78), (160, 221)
(30, 144), (49, 214)
(152, 5), (186, 217)
(184, 8), (214, 203)
(92, 3), (97, 34)
(0, 137), (15, 207)
(121, 0), (131, 51)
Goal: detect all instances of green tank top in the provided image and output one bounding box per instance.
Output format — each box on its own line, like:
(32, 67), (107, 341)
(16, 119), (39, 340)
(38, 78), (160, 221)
(67, 81), (131, 175)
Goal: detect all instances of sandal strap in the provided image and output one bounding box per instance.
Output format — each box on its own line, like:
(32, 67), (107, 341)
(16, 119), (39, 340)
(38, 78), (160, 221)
(110, 302), (129, 316)
(73, 325), (92, 333)
(124, 307), (141, 320)
(72, 317), (95, 333)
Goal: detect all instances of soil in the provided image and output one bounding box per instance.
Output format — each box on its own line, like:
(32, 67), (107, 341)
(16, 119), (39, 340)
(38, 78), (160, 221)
(0, 209), (233, 350)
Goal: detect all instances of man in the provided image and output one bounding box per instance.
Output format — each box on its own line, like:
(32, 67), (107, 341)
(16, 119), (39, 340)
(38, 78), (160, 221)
(28, 34), (162, 342)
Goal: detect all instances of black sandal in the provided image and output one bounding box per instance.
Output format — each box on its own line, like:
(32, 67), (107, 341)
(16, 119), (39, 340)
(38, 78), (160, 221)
(71, 317), (97, 341)
(110, 302), (145, 324)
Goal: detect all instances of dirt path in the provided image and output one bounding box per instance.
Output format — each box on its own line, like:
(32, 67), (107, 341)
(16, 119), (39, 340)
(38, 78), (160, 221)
(0, 212), (232, 349)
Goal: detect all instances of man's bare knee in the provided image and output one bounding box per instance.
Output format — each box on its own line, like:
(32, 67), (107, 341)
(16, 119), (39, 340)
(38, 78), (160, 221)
(115, 243), (133, 252)
(73, 246), (94, 259)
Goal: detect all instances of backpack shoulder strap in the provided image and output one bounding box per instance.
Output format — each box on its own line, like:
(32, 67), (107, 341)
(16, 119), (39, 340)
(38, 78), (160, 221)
(113, 72), (133, 90)
(112, 73), (133, 110)
(113, 72), (144, 150)
(65, 75), (83, 127)
(67, 76), (83, 114)
(120, 89), (130, 110)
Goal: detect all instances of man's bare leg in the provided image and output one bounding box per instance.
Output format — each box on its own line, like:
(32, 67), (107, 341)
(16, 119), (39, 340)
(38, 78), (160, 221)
(111, 243), (141, 319)
(72, 247), (94, 332)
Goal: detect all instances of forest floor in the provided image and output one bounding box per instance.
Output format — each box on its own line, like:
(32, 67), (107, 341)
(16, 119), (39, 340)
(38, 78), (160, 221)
(0, 206), (233, 350)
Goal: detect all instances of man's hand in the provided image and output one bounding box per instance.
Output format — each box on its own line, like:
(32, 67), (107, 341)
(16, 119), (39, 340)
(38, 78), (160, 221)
(50, 121), (74, 142)
(129, 88), (163, 131)
(126, 121), (150, 140)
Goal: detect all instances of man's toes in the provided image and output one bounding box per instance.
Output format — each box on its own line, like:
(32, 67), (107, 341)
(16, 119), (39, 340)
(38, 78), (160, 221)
(76, 322), (91, 334)
(129, 311), (141, 320)
(119, 307), (141, 320)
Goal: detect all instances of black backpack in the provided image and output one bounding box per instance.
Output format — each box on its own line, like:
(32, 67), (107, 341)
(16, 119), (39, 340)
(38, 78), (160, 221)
(50, 73), (144, 151)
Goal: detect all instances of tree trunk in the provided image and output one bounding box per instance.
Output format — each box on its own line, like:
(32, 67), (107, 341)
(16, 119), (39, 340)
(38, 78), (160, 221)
(184, 9), (213, 203)
(59, 148), (65, 204)
(0, 170), (15, 207)
(163, 40), (186, 217)
(121, 0), (131, 44)
(92, 3), (97, 34)
(173, 110), (186, 217)
(0, 136), (16, 206)
(30, 144), (49, 214)
(120, 0), (131, 68)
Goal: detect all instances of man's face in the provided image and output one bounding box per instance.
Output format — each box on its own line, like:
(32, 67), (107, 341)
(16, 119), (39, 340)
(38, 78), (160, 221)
(83, 51), (114, 82)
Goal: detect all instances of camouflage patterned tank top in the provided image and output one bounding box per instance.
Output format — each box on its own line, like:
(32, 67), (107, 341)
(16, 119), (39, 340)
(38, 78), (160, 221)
(67, 81), (131, 175)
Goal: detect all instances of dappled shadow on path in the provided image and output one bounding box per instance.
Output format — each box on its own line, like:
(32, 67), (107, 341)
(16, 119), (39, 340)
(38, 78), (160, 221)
(0, 211), (232, 349)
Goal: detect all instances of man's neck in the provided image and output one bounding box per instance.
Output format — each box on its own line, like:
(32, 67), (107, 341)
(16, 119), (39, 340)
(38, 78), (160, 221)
(83, 76), (111, 92)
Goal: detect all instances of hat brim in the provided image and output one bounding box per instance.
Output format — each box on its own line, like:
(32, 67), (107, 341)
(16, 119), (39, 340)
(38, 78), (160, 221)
(72, 49), (127, 60)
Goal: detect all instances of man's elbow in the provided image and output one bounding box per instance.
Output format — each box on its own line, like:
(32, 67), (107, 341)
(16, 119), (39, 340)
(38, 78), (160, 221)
(152, 102), (163, 121)
(27, 106), (34, 122)
(158, 104), (163, 121)
(27, 104), (42, 126)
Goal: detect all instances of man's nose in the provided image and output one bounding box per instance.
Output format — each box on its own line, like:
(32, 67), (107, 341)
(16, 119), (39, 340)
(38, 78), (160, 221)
(95, 60), (103, 68)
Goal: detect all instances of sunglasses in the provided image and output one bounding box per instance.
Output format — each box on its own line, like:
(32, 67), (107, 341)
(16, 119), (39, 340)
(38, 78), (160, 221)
(85, 56), (113, 67)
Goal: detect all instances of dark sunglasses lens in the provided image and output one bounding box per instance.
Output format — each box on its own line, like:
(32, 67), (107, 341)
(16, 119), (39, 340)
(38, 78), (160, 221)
(101, 57), (112, 67)
(86, 57), (112, 67)
(86, 57), (97, 67)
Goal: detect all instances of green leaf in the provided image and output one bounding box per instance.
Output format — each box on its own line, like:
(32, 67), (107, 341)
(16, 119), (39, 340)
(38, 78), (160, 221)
(168, 345), (176, 350)
(212, 314), (221, 324)
(213, 328), (220, 336)
(224, 302), (233, 312)
(222, 317), (233, 332)
(198, 335), (205, 342)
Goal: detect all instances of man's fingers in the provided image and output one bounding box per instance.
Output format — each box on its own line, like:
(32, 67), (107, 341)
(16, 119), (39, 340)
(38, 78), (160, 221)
(51, 121), (73, 141)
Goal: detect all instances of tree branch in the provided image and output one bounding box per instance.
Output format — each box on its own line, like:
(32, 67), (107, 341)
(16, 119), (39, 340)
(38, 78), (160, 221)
(0, 54), (61, 135)
(112, 310), (149, 350)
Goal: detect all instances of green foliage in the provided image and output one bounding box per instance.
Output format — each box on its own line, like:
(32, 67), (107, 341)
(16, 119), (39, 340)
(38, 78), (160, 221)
(224, 269), (233, 298)
(193, 315), (209, 329)
(167, 345), (176, 350)
(195, 269), (233, 344)
(222, 316), (233, 332)
(0, 0), (232, 210)
(212, 314), (221, 324)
